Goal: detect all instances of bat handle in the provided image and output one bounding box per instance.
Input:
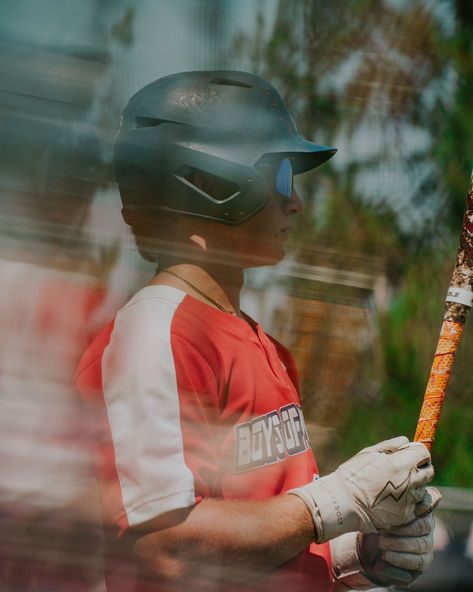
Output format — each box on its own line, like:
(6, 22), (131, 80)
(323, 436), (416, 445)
(414, 319), (464, 451)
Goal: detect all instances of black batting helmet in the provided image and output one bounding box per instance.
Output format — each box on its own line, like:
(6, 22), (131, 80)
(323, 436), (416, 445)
(114, 70), (336, 225)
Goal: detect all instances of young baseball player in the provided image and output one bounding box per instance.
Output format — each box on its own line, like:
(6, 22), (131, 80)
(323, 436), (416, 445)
(75, 71), (439, 591)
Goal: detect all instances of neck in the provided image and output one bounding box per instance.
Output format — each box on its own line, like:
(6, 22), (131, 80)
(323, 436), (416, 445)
(155, 256), (244, 315)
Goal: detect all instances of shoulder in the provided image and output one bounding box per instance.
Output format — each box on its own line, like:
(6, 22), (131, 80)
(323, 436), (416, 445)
(75, 286), (188, 387)
(114, 285), (219, 357)
(106, 285), (222, 379)
(118, 284), (186, 330)
(105, 285), (196, 366)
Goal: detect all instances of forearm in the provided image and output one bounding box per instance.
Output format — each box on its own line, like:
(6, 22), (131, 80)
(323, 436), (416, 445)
(133, 494), (314, 581)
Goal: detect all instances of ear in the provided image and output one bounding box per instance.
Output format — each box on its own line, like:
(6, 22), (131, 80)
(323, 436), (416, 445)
(189, 233), (207, 250)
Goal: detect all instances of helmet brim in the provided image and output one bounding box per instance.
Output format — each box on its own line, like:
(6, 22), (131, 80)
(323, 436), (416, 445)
(257, 134), (337, 175)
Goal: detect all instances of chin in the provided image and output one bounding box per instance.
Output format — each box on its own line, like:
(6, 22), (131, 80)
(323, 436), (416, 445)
(244, 247), (286, 268)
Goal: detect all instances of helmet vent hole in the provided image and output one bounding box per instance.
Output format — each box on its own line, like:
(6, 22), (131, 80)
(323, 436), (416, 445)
(175, 167), (240, 203)
(210, 78), (252, 89)
(134, 117), (166, 128)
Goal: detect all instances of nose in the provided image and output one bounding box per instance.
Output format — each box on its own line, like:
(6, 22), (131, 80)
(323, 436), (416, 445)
(284, 188), (304, 215)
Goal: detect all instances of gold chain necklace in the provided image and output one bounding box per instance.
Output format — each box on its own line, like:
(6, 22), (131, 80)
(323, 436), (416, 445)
(160, 269), (237, 316)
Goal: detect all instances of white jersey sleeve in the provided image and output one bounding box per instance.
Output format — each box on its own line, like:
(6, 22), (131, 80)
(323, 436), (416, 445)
(101, 287), (196, 528)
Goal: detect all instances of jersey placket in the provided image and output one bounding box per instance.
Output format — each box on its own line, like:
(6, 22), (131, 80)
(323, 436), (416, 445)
(253, 324), (296, 392)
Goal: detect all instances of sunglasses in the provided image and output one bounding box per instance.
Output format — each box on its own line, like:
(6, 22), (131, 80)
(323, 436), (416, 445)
(275, 158), (294, 198)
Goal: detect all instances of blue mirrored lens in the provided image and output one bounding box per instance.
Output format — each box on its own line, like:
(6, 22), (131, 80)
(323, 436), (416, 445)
(276, 158), (293, 198)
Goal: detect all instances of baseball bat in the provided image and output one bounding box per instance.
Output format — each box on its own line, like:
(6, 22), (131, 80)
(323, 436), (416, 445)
(414, 170), (473, 451)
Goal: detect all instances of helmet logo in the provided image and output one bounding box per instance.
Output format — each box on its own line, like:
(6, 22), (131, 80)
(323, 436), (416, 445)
(175, 88), (219, 110)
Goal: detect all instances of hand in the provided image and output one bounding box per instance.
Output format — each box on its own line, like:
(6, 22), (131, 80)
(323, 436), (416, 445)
(359, 486), (441, 587)
(288, 436), (433, 543)
(330, 487), (440, 590)
(359, 512), (435, 587)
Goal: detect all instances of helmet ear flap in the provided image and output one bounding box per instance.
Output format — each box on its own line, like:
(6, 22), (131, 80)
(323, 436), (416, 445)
(174, 167), (240, 204)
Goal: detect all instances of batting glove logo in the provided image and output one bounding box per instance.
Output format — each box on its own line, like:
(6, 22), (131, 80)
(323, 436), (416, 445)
(372, 473), (411, 508)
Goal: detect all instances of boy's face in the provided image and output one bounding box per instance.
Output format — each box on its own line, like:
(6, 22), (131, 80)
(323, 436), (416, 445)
(165, 181), (303, 270)
(225, 187), (304, 268)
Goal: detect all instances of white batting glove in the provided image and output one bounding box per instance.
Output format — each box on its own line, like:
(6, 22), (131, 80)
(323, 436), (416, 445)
(330, 487), (441, 590)
(288, 436), (433, 543)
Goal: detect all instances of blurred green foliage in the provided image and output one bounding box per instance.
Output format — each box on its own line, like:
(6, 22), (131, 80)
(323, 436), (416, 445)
(240, 0), (473, 484)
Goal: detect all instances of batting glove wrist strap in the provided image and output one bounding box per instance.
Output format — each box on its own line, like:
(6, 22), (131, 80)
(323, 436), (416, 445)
(288, 472), (360, 543)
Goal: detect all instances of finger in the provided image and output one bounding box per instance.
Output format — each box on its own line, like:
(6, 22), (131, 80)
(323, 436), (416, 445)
(383, 550), (433, 571)
(396, 441), (431, 465)
(388, 513), (434, 537)
(379, 532), (433, 555)
(410, 462), (435, 488)
(371, 561), (417, 587)
(410, 486), (427, 505)
(415, 487), (442, 517)
(359, 436), (409, 454)
(389, 443), (433, 483)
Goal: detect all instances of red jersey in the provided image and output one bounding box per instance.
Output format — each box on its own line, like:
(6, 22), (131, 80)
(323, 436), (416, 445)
(75, 285), (333, 591)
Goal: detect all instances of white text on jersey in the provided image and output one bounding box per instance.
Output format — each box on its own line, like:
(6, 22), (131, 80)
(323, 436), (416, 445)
(234, 403), (310, 473)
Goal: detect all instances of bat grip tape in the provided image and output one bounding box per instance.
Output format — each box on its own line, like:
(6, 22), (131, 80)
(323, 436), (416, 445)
(446, 286), (473, 307)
